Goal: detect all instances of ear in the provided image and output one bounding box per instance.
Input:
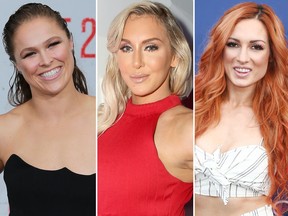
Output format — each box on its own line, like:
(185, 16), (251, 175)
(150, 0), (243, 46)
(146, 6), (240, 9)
(170, 54), (179, 68)
(69, 33), (74, 50)
(14, 62), (22, 74)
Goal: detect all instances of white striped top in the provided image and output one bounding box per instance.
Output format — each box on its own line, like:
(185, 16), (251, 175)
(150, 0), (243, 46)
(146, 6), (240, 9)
(195, 143), (271, 205)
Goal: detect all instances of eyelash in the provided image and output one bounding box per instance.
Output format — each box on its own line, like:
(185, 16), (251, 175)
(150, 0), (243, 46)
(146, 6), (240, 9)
(23, 52), (35, 59)
(251, 44), (264, 50)
(119, 45), (132, 53)
(48, 41), (61, 48)
(145, 45), (159, 52)
(119, 44), (159, 53)
(226, 42), (264, 50)
(22, 41), (61, 59)
(226, 42), (239, 48)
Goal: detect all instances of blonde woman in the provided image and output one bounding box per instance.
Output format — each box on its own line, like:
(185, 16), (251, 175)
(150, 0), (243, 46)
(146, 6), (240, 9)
(98, 1), (193, 215)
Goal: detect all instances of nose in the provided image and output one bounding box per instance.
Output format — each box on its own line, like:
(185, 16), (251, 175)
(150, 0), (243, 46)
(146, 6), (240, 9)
(39, 51), (53, 66)
(133, 49), (144, 69)
(236, 47), (249, 64)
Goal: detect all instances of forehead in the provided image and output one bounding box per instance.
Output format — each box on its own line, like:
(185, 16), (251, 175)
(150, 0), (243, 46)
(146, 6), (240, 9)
(14, 17), (65, 40)
(13, 17), (67, 52)
(123, 14), (168, 38)
(230, 19), (268, 41)
(17, 16), (61, 32)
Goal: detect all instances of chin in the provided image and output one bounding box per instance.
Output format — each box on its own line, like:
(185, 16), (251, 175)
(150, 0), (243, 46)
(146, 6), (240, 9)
(44, 86), (66, 96)
(131, 89), (150, 97)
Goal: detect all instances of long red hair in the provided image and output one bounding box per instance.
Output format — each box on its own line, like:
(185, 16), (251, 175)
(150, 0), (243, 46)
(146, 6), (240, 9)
(195, 2), (288, 213)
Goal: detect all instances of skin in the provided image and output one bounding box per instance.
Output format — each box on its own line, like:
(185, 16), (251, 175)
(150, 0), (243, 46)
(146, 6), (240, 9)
(117, 14), (177, 105)
(196, 19), (270, 215)
(117, 14), (193, 183)
(14, 17), (75, 97)
(223, 19), (270, 92)
(0, 17), (95, 175)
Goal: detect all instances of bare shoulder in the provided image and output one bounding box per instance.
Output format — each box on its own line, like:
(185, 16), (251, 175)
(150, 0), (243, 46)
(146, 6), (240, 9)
(0, 106), (25, 171)
(85, 94), (96, 104)
(0, 107), (24, 132)
(155, 105), (193, 182)
(157, 105), (193, 160)
(84, 95), (96, 110)
(75, 95), (96, 133)
(0, 106), (25, 141)
(76, 94), (96, 117)
(159, 105), (193, 136)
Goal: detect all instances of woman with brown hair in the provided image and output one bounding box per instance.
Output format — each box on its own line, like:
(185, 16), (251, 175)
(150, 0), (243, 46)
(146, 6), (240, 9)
(195, 2), (288, 215)
(0, 3), (95, 215)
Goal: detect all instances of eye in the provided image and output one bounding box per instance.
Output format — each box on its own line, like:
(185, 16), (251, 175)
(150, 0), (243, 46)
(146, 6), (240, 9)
(144, 45), (158, 52)
(251, 44), (264, 50)
(119, 45), (133, 53)
(23, 52), (36, 59)
(226, 42), (239, 48)
(48, 41), (61, 48)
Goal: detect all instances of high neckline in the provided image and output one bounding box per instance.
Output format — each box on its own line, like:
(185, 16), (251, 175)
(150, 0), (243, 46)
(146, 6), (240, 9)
(125, 95), (181, 116)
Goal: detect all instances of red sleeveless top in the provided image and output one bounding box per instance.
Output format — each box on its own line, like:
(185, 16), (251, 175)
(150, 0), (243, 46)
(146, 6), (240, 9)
(98, 95), (192, 215)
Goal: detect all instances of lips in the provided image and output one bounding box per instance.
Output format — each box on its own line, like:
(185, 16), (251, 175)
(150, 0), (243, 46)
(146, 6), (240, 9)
(234, 67), (251, 73)
(233, 67), (251, 77)
(130, 74), (149, 83)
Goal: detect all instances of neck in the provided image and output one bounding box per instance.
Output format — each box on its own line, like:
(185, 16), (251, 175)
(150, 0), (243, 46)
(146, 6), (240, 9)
(132, 91), (171, 105)
(28, 88), (85, 122)
(226, 85), (255, 107)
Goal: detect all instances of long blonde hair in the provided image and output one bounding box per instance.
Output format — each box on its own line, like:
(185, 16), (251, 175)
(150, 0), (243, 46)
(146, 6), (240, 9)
(98, 1), (192, 134)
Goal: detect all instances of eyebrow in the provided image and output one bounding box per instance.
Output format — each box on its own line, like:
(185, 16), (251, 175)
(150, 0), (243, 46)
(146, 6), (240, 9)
(121, 37), (163, 44)
(228, 37), (267, 44)
(20, 36), (61, 54)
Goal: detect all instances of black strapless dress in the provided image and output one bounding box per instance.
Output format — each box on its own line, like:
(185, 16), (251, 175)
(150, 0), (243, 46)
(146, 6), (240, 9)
(4, 154), (95, 216)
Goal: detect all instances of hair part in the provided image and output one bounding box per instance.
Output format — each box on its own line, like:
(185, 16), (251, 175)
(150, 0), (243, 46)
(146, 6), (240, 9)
(2, 3), (88, 106)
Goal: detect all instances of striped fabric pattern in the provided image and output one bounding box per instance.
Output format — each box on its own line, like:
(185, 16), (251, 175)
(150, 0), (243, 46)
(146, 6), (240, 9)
(195, 144), (270, 205)
(241, 204), (274, 216)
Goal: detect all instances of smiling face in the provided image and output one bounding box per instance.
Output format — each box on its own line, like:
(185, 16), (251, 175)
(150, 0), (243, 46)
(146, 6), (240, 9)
(116, 14), (178, 104)
(223, 18), (270, 90)
(13, 16), (74, 97)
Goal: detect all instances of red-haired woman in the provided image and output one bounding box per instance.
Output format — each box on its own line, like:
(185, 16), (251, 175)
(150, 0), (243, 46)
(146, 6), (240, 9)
(195, 2), (288, 216)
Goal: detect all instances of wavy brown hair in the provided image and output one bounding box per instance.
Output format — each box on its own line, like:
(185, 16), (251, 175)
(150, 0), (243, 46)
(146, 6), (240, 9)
(195, 2), (288, 213)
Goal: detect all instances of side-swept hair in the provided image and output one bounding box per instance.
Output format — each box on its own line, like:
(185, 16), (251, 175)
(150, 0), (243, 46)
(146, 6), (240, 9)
(98, 1), (192, 134)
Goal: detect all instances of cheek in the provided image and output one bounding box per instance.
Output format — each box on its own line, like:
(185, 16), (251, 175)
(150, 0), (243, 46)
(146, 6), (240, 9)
(146, 53), (172, 72)
(223, 49), (235, 64)
(251, 52), (269, 77)
(253, 54), (269, 68)
(223, 51), (233, 75)
(16, 60), (39, 75)
(117, 54), (130, 74)
(147, 55), (162, 68)
(51, 46), (71, 62)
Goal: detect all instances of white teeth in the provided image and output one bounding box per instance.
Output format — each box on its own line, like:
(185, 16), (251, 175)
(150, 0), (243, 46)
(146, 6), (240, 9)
(235, 67), (251, 73)
(41, 68), (60, 78)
